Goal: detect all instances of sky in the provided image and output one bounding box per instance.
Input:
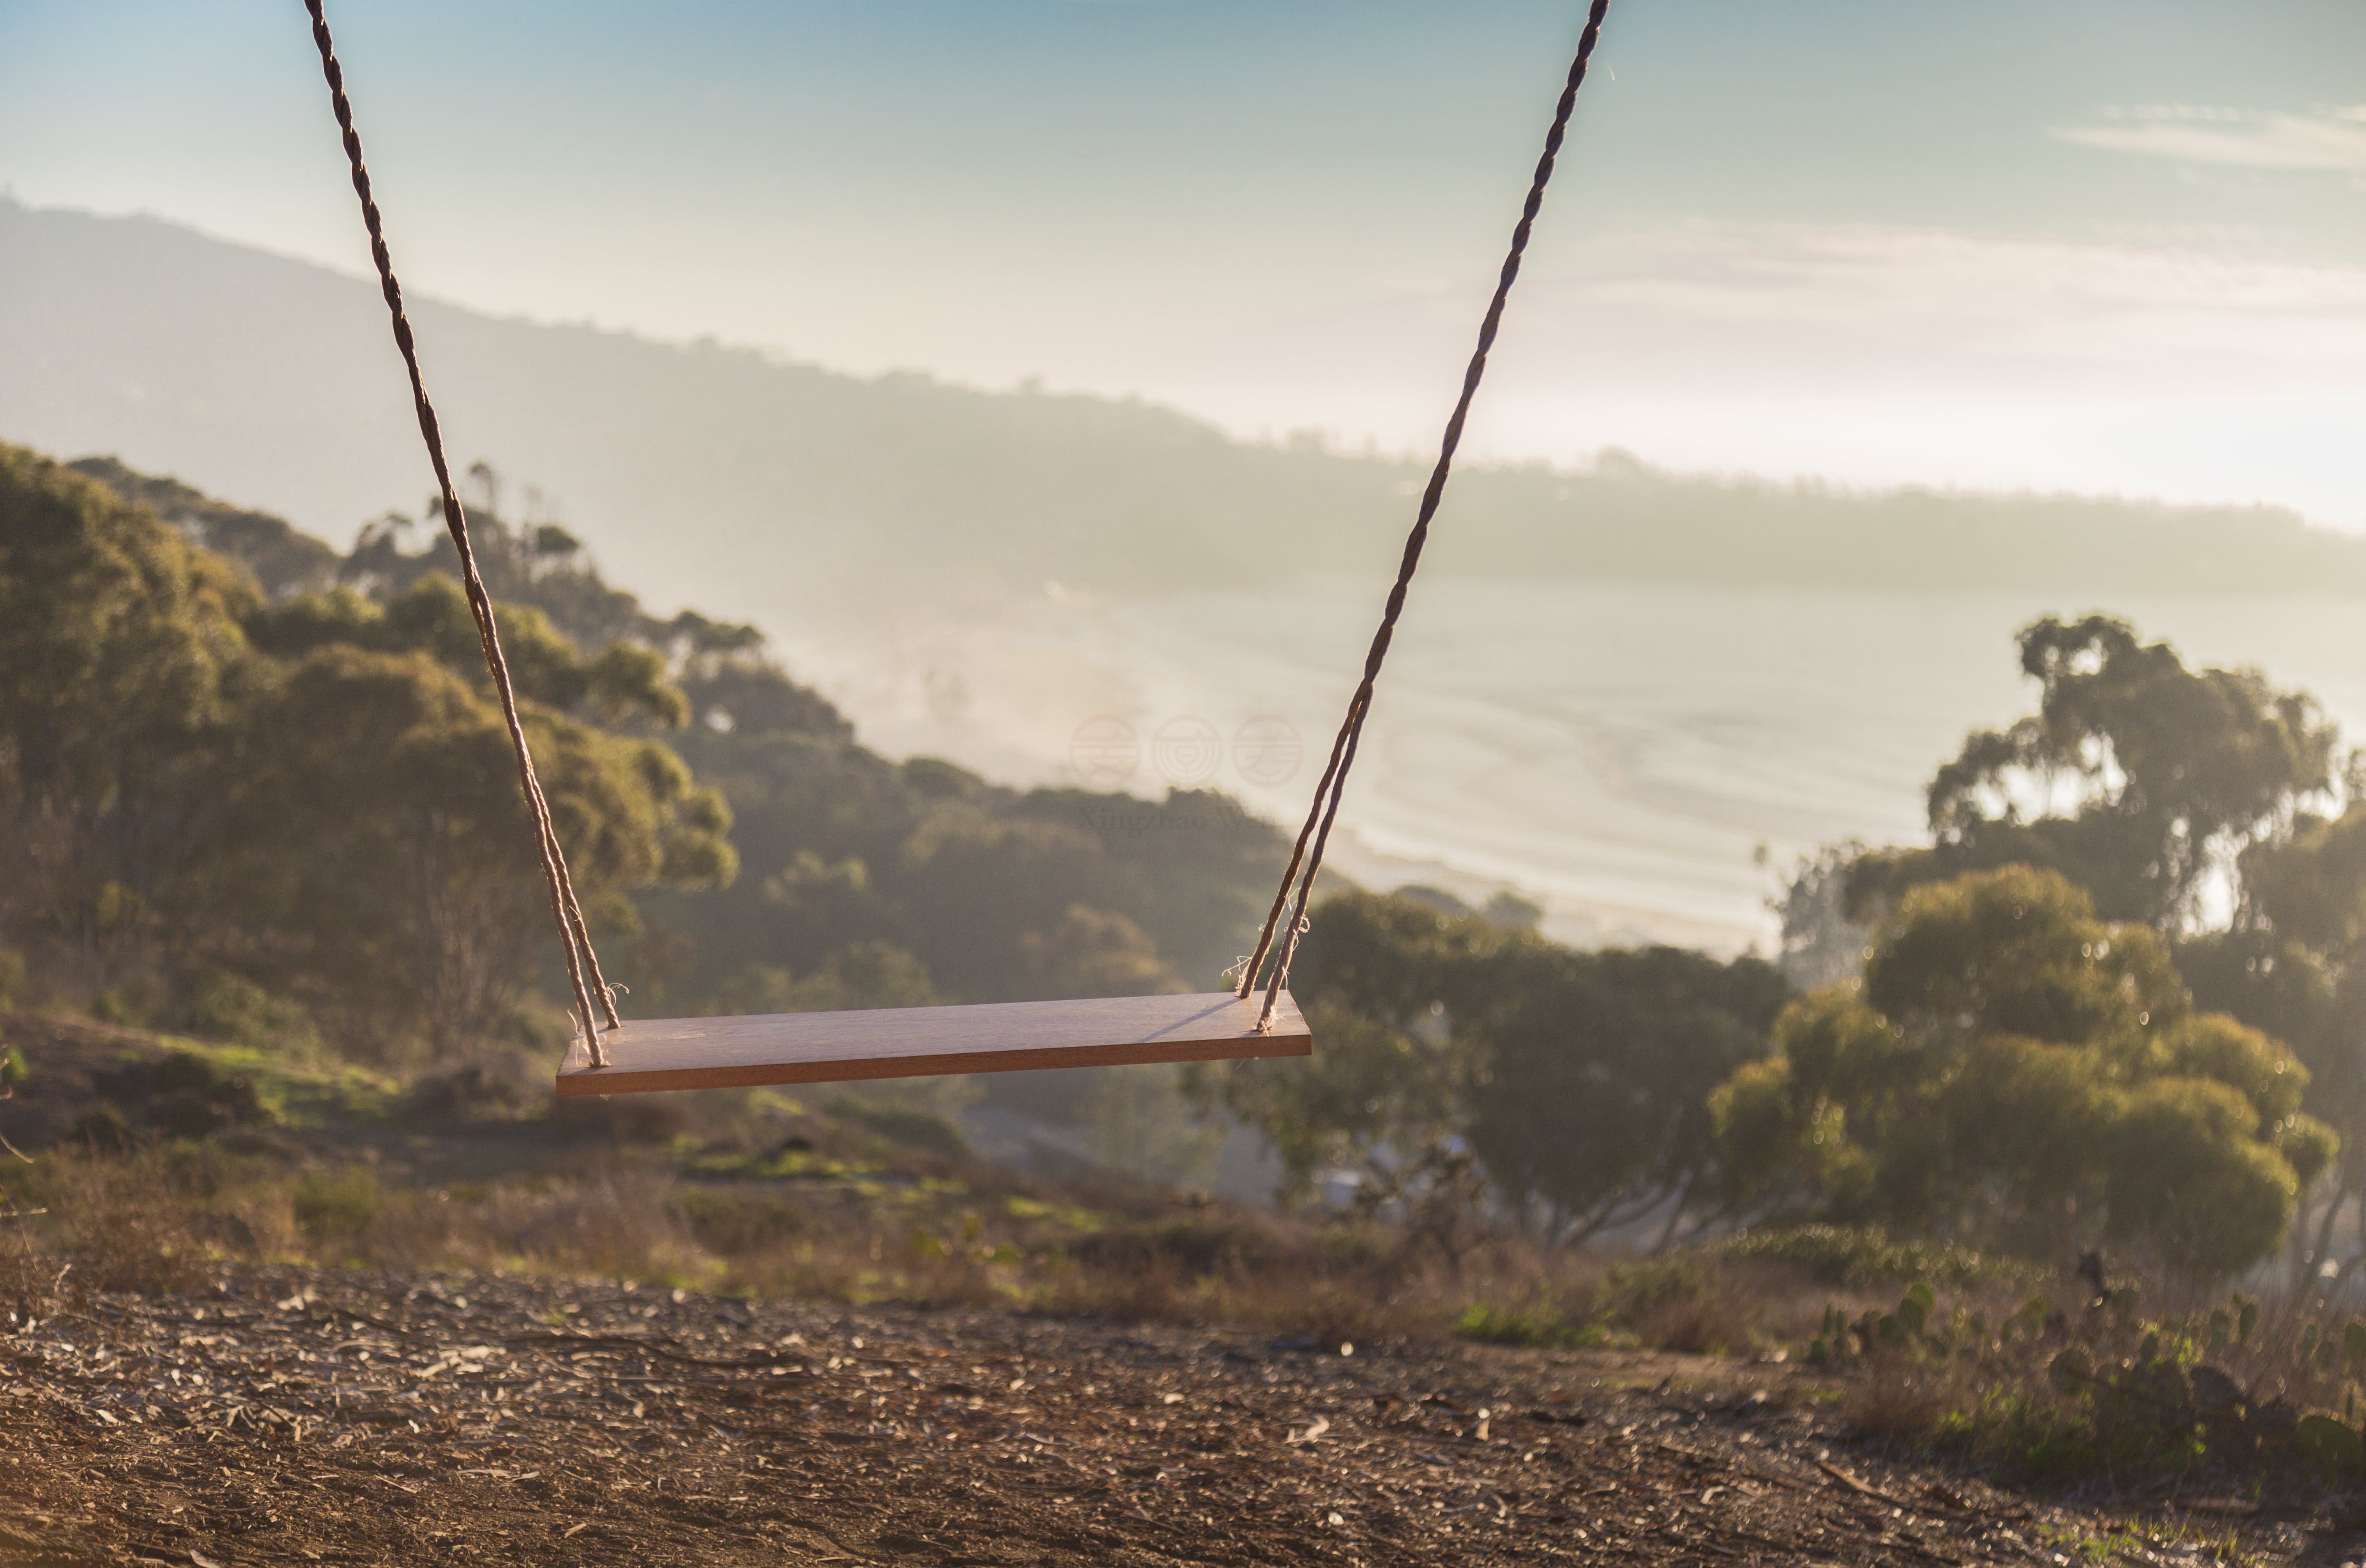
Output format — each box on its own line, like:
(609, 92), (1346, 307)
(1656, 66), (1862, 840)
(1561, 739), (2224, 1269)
(4, 0), (2366, 522)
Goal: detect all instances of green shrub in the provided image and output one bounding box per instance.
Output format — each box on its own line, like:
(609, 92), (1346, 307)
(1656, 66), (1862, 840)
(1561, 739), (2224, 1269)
(1070, 1214), (1300, 1277)
(1808, 1282), (1944, 1363)
(1596, 1257), (1712, 1320)
(185, 971), (323, 1056)
(1805, 1274), (2366, 1485)
(93, 1051), (268, 1140)
(1452, 1298), (1607, 1350)
(0, 948), (26, 1009)
(678, 1187), (806, 1256)
(1716, 1224), (2039, 1289)
(70, 1104), (137, 1152)
(292, 1167), (382, 1242)
(2300, 1413), (2365, 1474)
(91, 975), (168, 1030)
(401, 1066), (521, 1125)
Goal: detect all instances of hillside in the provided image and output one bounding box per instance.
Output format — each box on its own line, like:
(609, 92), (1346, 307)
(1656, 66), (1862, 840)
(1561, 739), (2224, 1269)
(5, 197), (2364, 638)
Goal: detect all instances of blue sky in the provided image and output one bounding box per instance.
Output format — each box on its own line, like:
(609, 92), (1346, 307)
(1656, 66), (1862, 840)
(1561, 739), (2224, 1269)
(5, 0), (2366, 517)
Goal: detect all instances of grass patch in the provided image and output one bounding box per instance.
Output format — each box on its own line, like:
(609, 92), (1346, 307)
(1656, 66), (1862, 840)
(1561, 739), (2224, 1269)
(154, 1035), (403, 1128)
(1713, 1224), (2041, 1290)
(1451, 1254), (1821, 1358)
(292, 1166), (383, 1243)
(1452, 1297), (1612, 1349)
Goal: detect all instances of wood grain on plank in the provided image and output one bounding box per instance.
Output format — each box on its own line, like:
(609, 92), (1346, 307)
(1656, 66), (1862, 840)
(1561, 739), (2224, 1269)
(555, 990), (1311, 1097)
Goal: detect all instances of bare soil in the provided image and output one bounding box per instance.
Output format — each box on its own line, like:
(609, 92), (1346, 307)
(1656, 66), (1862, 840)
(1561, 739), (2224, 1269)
(3, 1267), (2359, 1566)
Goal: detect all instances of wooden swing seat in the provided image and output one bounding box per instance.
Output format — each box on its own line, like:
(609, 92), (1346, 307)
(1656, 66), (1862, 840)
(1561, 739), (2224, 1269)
(555, 989), (1310, 1097)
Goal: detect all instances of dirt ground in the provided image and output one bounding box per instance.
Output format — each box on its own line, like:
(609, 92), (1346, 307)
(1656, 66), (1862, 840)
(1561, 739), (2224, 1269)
(1, 1265), (2359, 1567)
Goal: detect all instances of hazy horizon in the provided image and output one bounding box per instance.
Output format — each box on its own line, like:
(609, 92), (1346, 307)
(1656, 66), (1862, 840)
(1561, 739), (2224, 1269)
(7, 0), (2365, 525)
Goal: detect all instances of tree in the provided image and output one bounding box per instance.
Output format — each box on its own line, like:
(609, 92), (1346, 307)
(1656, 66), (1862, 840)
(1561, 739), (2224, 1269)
(1190, 893), (1507, 1207)
(1862, 857), (2187, 1050)
(336, 469), (655, 651)
(247, 574), (691, 730)
(1465, 945), (1787, 1244)
(1194, 890), (1789, 1235)
(216, 646), (734, 1058)
(890, 807), (1166, 1002)
(1800, 615), (2366, 1278)
(1851, 616), (2337, 927)
(1712, 866), (2335, 1278)
(67, 455), (340, 601)
(0, 445), (256, 991)
(2190, 808), (2366, 1279)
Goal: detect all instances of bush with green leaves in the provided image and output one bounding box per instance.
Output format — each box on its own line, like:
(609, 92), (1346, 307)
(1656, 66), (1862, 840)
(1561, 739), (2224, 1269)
(184, 971), (322, 1057)
(1905, 1283), (2366, 1481)
(1713, 866), (2335, 1278)
(1451, 1297), (1607, 1351)
(1807, 1280), (1941, 1364)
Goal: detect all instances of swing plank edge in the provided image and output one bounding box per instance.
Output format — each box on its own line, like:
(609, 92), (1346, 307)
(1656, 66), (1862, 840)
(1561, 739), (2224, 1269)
(556, 990), (1311, 1097)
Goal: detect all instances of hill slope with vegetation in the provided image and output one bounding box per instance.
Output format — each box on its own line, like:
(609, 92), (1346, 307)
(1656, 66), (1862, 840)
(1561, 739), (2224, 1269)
(12, 437), (2366, 1289)
(1, 443), (1287, 1069)
(26, 437), (2366, 1507)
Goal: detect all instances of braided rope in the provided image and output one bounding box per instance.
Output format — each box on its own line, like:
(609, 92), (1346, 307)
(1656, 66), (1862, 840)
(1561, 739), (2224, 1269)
(303, 0), (621, 1065)
(1238, 0), (1613, 1027)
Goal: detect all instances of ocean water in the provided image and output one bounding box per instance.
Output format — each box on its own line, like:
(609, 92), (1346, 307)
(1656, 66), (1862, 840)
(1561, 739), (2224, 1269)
(770, 580), (2366, 956)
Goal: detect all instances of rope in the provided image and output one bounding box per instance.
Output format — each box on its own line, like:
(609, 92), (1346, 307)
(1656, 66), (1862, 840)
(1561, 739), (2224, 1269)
(303, 0), (621, 1066)
(1237, 0), (1613, 1029)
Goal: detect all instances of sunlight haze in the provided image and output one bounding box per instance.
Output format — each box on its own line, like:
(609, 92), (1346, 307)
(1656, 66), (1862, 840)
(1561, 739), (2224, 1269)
(7, 0), (2363, 519)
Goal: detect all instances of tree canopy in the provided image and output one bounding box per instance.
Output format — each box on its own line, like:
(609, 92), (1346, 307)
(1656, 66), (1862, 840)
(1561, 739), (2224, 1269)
(1195, 889), (1789, 1240)
(6, 446), (1304, 1088)
(1718, 865), (2332, 1278)
(0, 444), (739, 1058)
(1791, 616), (2366, 1282)
(1850, 615), (2337, 927)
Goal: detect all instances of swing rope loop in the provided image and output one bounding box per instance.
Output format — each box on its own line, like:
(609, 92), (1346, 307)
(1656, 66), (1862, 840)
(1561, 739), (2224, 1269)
(1237, 0), (1612, 1027)
(303, 0), (621, 1065)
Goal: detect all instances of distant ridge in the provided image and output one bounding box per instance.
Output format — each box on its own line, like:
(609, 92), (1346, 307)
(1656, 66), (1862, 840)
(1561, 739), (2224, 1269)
(3, 196), (2362, 622)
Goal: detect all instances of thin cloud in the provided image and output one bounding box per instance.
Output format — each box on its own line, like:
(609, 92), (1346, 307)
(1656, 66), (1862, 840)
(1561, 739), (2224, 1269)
(2053, 104), (2366, 172)
(1157, 218), (2366, 522)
